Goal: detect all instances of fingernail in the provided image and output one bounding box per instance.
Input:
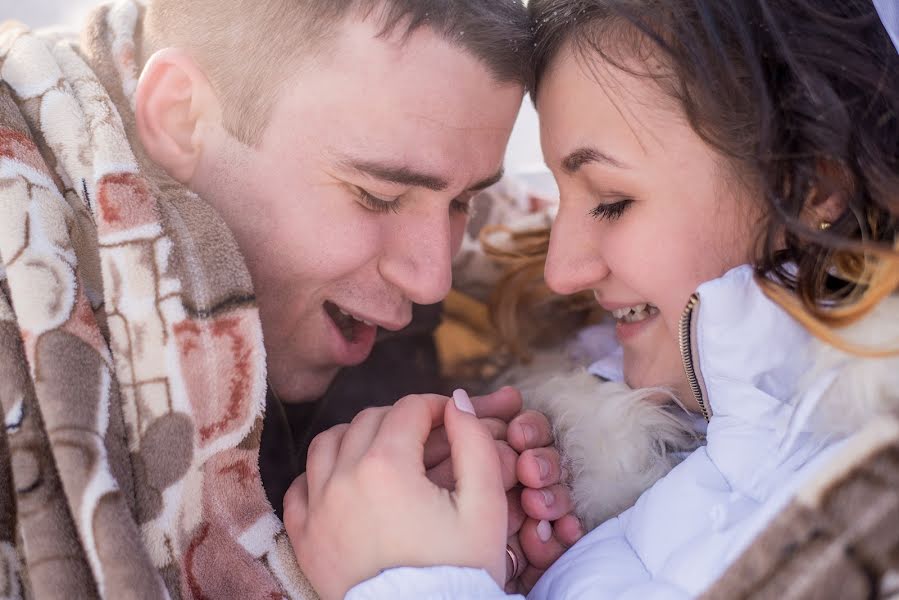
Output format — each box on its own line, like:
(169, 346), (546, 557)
(535, 456), (550, 479)
(453, 389), (476, 415)
(520, 423), (537, 445)
(537, 519), (552, 542)
(541, 489), (555, 506)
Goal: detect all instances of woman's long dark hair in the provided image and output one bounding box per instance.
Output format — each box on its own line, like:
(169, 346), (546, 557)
(526, 0), (899, 351)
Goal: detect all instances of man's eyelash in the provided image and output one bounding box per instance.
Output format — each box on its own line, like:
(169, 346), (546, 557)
(358, 187), (472, 216)
(590, 198), (633, 222)
(357, 189), (402, 214)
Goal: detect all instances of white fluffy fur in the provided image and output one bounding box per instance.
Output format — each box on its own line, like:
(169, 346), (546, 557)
(502, 354), (698, 531)
(804, 294), (899, 435)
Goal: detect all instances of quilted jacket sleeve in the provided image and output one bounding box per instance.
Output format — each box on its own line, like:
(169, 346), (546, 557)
(347, 566), (522, 600)
(528, 515), (690, 600)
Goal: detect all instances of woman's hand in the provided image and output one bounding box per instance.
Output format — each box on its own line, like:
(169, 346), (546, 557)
(283, 392), (508, 600)
(507, 410), (585, 592)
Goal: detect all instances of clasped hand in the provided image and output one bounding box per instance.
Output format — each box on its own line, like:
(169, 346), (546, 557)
(283, 388), (583, 599)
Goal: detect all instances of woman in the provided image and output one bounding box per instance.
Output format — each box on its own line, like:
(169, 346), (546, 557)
(283, 0), (899, 597)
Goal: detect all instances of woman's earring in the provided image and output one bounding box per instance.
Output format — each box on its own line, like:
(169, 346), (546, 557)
(819, 221), (832, 231)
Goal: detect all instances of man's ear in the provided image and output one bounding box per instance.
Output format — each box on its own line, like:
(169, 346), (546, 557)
(134, 48), (220, 184)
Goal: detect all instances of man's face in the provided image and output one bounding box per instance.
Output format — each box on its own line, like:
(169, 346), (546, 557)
(193, 18), (523, 402)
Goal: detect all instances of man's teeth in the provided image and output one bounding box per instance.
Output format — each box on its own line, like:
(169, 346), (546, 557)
(338, 307), (374, 327)
(611, 304), (658, 323)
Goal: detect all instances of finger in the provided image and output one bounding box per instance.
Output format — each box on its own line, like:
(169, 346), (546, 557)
(423, 427), (450, 469)
(368, 394), (448, 465)
(425, 457), (454, 490)
(507, 487), (526, 536)
(470, 386), (523, 422)
(553, 513), (585, 548)
(445, 390), (506, 517)
(335, 406), (391, 471)
(505, 534), (527, 584)
(520, 483), (574, 522)
(519, 518), (567, 571)
(516, 447), (562, 489)
(507, 410), (554, 453)
(424, 418), (508, 469)
(305, 423), (350, 499)
(282, 474), (309, 537)
(428, 438), (517, 492)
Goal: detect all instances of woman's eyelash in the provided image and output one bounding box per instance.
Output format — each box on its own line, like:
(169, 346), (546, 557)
(590, 198), (633, 222)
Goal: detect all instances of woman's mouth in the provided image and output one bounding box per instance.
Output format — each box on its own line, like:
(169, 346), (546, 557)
(610, 303), (660, 324)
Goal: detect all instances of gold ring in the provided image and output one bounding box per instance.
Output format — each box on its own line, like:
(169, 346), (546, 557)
(505, 545), (520, 582)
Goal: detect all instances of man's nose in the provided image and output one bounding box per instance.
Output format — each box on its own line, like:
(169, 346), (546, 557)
(544, 205), (610, 295)
(379, 210), (454, 306)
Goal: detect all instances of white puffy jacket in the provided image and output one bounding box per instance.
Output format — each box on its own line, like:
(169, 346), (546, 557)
(348, 265), (899, 599)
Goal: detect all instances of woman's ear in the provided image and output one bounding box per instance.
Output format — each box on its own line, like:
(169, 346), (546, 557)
(805, 162), (850, 228)
(134, 48), (220, 184)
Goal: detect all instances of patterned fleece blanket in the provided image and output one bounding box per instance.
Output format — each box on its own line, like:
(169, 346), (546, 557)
(0, 2), (317, 598)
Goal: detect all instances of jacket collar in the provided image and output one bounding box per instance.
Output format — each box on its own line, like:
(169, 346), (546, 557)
(691, 265), (815, 422)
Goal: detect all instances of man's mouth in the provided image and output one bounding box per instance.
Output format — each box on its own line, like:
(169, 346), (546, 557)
(324, 300), (373, 342)
(610, 303), (660, 324)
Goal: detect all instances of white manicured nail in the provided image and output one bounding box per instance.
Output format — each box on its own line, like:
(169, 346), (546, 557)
(537, 519), (552, 542)
(453, 389), (476, 415)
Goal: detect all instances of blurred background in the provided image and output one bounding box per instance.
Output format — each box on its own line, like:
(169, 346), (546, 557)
(0, 0), (551, 185)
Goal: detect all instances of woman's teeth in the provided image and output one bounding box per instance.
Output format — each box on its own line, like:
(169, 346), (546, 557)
(611, 304), (659, 323)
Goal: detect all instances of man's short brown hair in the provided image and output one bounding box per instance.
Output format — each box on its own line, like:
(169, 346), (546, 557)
(145, 0), (532, 145)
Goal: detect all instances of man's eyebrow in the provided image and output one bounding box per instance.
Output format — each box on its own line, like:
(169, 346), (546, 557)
(341, 158), (503, 193)
(344, 159), (449, 192)
(470, 168), (504, 192)
(561, 147), (629, 174)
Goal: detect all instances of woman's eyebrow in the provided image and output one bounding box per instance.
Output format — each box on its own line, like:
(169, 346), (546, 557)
(562, 146), (630, 174)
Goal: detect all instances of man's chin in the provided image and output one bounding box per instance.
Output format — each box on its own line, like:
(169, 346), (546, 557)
(269, 367), (339, 404)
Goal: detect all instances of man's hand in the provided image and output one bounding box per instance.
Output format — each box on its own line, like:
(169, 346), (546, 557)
(424, 386), (523, 492)
(506, 410), (585, 593)
(283, 392), (508, 600)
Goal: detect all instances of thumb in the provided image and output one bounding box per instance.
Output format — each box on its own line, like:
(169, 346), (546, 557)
(447, 389), (508, 586)
(447, 389), (506, 515)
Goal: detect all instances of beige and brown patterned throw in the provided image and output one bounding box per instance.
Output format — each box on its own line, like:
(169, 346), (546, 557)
(0, 2), (316, 598)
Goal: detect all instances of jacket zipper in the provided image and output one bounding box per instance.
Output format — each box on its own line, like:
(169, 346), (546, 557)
(678, 293), (711, 422)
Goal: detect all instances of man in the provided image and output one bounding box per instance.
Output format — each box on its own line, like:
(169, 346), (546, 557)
(0, 1), (572, 598)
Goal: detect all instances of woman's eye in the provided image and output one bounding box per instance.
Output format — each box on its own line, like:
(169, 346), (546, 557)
(357, 188), (402, 214)
(590, 198), (633, 222)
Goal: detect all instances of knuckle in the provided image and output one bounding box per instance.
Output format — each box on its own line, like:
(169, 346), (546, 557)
(305, 432), (329, 460)
(357, 448), (395, 483)
(351, 406), (385, 425)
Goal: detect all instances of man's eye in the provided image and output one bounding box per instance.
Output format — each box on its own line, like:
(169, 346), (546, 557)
(589, 198), (633, 222)
(357, 188), (402, 214)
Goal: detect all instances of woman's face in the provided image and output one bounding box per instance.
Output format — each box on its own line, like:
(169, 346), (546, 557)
(537, 46), (759, 406)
